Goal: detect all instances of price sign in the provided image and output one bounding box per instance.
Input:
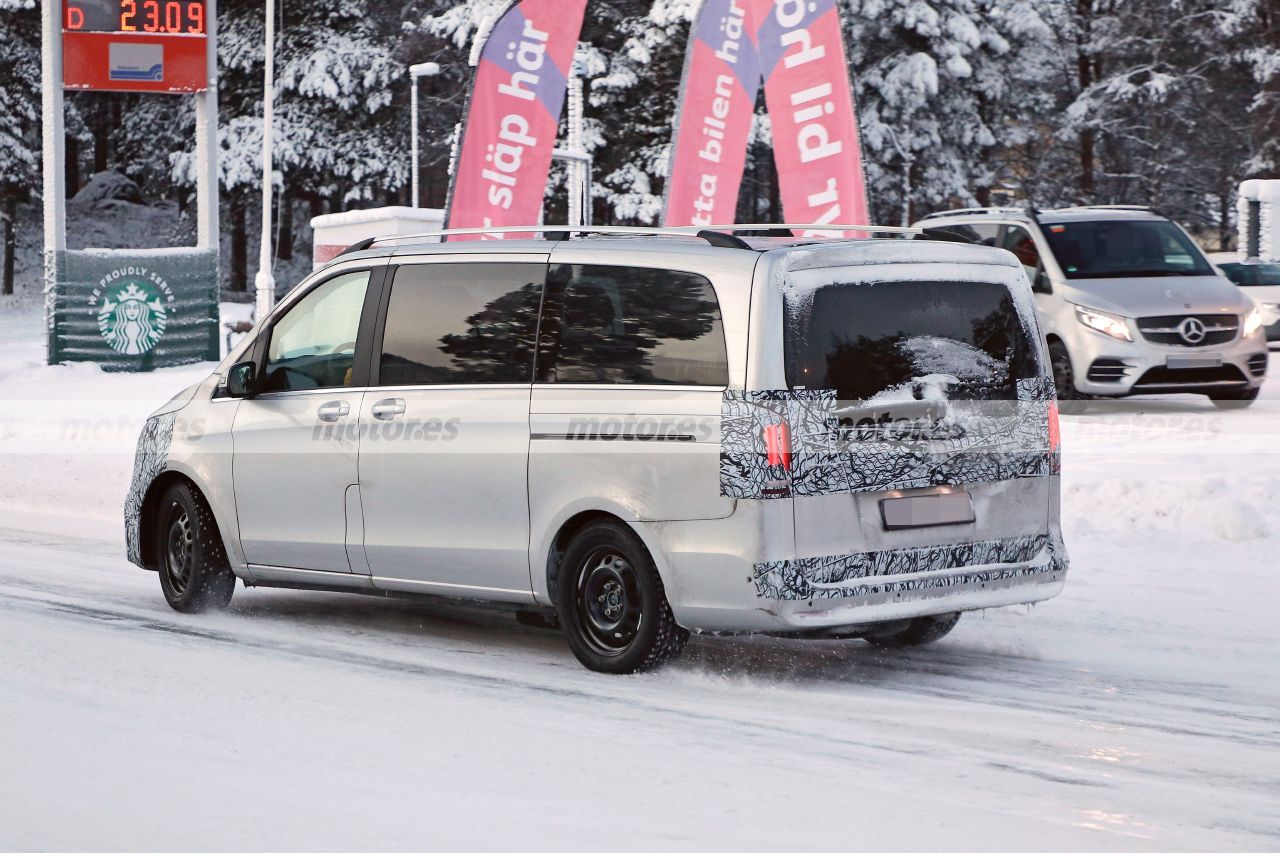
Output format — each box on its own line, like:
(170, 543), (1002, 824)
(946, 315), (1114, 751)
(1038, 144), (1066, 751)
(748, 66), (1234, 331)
(62, 0), (210, 94)
(65, 1), (207, 34)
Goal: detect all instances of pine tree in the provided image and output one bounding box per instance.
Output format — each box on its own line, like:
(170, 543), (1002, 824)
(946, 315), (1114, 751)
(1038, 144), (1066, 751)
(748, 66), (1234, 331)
(843, 0), (1059, 224)
(1051, 0), (1280, 244)
(0, 0), (40, 295)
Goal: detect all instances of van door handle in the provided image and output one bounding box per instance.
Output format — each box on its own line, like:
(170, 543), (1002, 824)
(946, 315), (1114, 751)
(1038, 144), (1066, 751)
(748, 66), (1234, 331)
(317, 400), (351, 422)
(371, 398), (407, 420)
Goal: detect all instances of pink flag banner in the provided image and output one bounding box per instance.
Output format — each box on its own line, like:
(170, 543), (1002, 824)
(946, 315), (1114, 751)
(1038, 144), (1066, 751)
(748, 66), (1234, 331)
(664, 0), (868, 235)
(756, 0), (869, 235)
(445, 0), (588, 240)
(663, 0), (763, 229)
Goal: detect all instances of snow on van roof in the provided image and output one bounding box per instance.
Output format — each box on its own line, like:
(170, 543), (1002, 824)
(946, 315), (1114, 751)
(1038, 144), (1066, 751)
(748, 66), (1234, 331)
(772, 236), (1021, 275)
(772, 239), (1041, 350)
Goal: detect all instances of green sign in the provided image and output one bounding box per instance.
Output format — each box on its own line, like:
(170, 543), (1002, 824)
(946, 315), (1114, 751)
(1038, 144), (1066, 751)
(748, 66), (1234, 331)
(49, 249), (219, 371)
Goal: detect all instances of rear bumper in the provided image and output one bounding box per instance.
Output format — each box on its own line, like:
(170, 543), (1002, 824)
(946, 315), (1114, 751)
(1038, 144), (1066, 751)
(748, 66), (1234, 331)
(641, 514), (1069, 634)
(759, 553), (1065, 633)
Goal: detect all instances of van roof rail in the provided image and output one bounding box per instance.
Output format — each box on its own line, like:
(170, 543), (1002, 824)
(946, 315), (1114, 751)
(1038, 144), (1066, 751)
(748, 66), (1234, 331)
(341, 223), (922, 254)
(1054, 204), (1153, 213)
(920, 207), (1033, 220)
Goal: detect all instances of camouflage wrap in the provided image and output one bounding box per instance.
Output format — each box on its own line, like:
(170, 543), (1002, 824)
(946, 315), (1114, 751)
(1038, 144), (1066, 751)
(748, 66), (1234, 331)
(721, 377), (1057, 499)
(753, 529), (1069, 601)
(124, 412), (177, 567)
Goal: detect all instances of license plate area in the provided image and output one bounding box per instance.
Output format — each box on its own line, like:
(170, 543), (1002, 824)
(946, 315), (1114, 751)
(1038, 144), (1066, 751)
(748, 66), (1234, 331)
(880, 491), (975, 530)
(1166, 354), (1223, 370)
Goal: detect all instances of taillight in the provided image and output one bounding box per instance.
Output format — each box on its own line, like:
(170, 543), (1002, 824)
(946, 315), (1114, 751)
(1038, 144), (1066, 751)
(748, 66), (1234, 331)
(763, 421), (792, 469)
(1048, 400), (1061, 455)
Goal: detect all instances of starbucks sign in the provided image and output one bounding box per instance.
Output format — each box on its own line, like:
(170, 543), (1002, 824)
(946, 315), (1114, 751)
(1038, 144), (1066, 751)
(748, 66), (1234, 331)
(50, 249), (218, 371)
(93, 269), (175, 355)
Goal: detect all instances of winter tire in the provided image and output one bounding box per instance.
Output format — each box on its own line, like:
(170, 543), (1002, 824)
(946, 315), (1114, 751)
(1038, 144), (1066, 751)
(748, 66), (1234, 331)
(556, 522), (688, 674)
(1048, 340), (1084, 402)
(864, 612), (962, 649)
(1209, 388), (1259, 409)
(156, 482), (236, 613)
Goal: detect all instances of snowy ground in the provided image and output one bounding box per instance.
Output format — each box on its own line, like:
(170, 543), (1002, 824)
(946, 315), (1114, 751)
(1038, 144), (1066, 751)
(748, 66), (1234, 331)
(1, 304), (1278, 851)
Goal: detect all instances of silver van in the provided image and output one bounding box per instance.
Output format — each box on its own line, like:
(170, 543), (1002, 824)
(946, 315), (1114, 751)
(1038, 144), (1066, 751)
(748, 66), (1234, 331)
(916, 207), (1269, 407)
(125, 227), (1068, 673)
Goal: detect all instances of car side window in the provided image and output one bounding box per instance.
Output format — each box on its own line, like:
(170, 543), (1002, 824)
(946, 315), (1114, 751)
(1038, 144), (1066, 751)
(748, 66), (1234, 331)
(377, 263), (544, 386)
(263, 270), (370, 392)
(537, 264), (728, 386)
(1001, 225), (1042, 283)
(928, 222), (1000, 246)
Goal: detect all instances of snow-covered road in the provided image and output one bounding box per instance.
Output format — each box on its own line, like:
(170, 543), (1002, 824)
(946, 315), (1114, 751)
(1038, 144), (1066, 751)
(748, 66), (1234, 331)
(1, 309), (1278, 850)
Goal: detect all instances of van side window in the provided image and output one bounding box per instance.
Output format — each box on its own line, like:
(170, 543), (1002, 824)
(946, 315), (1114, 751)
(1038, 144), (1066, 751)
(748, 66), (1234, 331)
(378, 263), (544, 386)
(928, 222), (1000, 246)
(537, 265), (728, 386)
(1000, 225), (1041, 283)
(263, 270), (370, 392)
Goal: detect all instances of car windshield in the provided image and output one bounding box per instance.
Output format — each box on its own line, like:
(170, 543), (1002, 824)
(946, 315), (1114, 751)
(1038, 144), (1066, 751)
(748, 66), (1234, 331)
(1219, 262), (1280, 286)
(1042, 219), (1214, 279)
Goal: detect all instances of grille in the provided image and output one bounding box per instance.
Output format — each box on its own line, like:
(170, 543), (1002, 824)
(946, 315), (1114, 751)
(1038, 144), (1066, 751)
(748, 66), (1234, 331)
(1137, 314), (1238, 347)
(1248, 354), (1268, 377)
(1086, 358), (1130, 382)
(1133, 365), (1247, 388)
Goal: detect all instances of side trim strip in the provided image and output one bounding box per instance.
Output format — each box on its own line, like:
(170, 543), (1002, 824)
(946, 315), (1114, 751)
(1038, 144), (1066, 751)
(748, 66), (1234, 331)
(246, 564), (537, 603)
(370, 575), (536, 603)
(246, 564), (376, 589)
(531, 432), (697, 443)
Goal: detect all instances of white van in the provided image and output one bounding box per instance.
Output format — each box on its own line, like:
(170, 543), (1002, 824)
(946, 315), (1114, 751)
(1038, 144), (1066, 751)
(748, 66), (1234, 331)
(125, 228), (1068, 673)
(917, 207), (1269, 407)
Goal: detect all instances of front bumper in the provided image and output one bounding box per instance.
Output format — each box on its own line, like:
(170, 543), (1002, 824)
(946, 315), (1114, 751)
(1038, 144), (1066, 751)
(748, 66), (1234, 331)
(1068, 327), (1268, 396)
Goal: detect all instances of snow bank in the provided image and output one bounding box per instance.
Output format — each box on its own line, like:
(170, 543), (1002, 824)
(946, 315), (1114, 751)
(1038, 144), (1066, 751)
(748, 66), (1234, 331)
(1065, 475), (1276, 542)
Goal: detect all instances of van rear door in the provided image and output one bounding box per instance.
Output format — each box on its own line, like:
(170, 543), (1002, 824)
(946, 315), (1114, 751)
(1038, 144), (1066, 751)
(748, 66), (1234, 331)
(779, 269), (1056, 567)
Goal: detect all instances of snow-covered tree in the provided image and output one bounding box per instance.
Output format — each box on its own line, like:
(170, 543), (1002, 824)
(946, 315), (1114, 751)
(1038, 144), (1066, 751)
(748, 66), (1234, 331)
(1047, 0), (1280, 245)
(0, 0), (40, 295)
(844, 0), (1059, 224)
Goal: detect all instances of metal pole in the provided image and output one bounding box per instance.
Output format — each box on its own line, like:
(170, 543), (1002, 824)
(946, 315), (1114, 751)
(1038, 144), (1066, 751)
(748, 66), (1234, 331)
(195, 0), (219, 253)
(410, 77), (419, 208)
(254, 0), (276, 319)
(407, 63), (439, 209)
(566, 72), (583, 229)
(41, 0), (66, 363)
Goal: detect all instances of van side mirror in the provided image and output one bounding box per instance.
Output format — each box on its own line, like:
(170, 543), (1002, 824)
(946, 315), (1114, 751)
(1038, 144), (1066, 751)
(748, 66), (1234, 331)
(227, 361), (258, 398)
(1033, 268), (1052, 294)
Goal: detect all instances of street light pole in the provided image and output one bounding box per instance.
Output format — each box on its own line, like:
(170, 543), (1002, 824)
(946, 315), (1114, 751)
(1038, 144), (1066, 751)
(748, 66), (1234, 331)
(254, 0), (277, 320)
(409, 62), (440, 209)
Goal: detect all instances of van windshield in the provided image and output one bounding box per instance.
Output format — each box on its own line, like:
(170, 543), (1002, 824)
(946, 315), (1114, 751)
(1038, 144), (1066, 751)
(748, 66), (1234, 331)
(1041, 219), (1213, 279)
(784, 280), (1039, 402)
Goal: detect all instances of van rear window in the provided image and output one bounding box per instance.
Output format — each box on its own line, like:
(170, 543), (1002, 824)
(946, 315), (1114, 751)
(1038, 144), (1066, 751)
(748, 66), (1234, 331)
(785, 280), (1038, 401)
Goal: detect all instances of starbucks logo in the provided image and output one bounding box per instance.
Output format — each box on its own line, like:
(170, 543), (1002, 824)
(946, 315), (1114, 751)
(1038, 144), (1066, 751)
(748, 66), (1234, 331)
(97, 278), (170, 355)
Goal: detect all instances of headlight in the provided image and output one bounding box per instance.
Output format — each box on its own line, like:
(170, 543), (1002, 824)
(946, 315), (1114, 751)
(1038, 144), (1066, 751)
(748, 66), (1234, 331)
(1242, 308), (1264, 338)
(1074, 306), (1132, 342)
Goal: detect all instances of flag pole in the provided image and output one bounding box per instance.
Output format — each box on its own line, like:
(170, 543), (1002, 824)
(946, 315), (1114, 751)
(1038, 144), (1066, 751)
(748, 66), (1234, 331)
(254, 0), (276, 320)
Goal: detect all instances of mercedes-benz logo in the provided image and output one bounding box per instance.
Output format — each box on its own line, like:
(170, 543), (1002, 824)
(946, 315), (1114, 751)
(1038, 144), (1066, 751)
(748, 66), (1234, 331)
(1178, 317), (1207, 344)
